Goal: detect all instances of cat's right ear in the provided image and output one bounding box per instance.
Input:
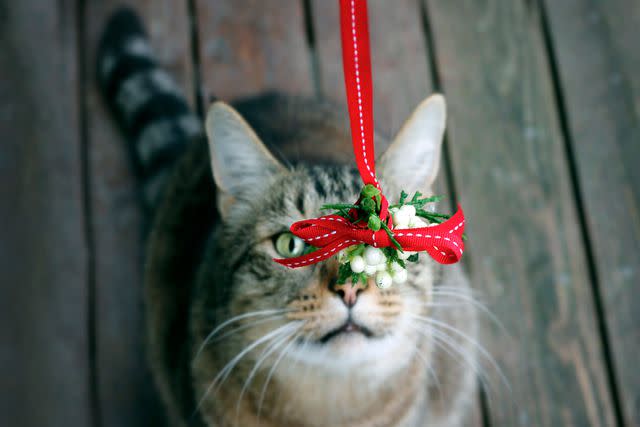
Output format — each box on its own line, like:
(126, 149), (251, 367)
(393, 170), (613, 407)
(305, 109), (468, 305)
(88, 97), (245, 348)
(205, 101), (285, 218)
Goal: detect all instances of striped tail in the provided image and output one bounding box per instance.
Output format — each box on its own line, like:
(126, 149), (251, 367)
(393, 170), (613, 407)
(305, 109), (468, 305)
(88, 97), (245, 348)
(97, 7), (202, 208)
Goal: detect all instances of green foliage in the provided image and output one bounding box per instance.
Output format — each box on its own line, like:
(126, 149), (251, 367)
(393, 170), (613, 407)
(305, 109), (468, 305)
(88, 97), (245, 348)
(336, 262), (352, 285)
(367, 214), (381, 231)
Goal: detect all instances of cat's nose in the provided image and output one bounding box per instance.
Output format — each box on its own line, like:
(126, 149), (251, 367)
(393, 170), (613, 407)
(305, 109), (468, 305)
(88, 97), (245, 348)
(331, 282), (363, 308)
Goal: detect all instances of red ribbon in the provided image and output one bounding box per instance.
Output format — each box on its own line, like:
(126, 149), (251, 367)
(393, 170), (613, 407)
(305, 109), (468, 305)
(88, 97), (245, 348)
(274, 0), (465, 269)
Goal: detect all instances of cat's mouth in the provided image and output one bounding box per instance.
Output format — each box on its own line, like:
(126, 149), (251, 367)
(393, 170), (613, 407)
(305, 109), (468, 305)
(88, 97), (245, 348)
(319, 319), (373, 343)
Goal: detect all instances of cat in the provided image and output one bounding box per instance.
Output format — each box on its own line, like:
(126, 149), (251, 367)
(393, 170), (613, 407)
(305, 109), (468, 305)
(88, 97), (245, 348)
(98, 8), (478, 427)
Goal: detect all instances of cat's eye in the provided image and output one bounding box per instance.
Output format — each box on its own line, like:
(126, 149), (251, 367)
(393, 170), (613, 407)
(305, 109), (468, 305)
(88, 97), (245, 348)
(274, 232), (306, 258)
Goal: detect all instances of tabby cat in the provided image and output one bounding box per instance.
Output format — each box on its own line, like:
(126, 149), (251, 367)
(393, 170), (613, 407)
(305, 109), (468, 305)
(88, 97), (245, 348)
(98, 8), (477, 427)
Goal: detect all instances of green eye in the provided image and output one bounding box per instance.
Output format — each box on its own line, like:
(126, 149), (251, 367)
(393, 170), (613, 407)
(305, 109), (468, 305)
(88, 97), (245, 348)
(274, 232), (306, 258)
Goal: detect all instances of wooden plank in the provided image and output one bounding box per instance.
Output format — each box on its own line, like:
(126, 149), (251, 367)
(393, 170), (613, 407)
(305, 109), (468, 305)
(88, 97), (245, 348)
(195, 0), (313, 101)
(0, 1), (91, 427)
(424, 0), (617, 425)
(542, 0), (640, 424)
(595, 0), (640, 115)
(312, 2), (482, 425)
(83, 1), (195, 426)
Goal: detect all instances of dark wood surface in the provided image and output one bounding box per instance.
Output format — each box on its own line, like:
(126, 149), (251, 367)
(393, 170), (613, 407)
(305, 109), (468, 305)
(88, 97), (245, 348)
(425, 0), (617, 425)
(2, 0), (638, 426)
(0, 1), (90, 427)
(195, 0), (313, 103)
(542, 1), (640, 424)
(82, 2), (195, 426)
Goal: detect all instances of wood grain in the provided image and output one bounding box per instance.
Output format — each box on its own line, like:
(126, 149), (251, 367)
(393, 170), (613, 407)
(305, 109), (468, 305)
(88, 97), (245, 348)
(424, 0), (616, 425)
(83, 1), (194, 426)
(0, 1), (91, 427)
(195, 0), (313, 102)
(542, 0), (640, 424)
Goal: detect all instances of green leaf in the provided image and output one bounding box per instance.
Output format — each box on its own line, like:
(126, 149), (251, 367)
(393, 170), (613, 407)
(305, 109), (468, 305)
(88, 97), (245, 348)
(367, 214), (381, 231)
(337, 263), (352, 285)
(419, 195), (444, 204)
(351, 272), (361, 287)
(416, 209), (450, 219)
(360, 198), (376, 213)
(407, 253), (419, 262)
(361, 184), (381, 198)
(351, 244), (365, 257)
(399, 190), (409, 205)
(380, 221), (403, 252)
(321, 203), (359, 210)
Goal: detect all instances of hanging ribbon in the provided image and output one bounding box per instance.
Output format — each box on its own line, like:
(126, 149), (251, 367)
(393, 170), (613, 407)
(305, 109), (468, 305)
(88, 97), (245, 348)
(274, 0), (465, 269)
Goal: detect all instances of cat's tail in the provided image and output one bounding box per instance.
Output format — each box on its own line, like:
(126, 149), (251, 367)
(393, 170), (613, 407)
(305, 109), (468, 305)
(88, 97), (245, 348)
(97, 7), (202, 208)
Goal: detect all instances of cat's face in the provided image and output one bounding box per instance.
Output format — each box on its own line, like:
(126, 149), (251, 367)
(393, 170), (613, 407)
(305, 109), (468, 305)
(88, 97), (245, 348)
(211, 165), (437, 375)
(201, 95), (446, 382)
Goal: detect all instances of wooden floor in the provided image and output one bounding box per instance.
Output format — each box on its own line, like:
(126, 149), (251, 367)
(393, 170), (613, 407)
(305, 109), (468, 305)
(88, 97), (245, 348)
(2, 1), (638, 426)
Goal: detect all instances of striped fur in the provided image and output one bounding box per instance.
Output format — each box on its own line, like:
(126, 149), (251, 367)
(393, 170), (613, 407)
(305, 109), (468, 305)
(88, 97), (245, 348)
(97, 7), (202, 207)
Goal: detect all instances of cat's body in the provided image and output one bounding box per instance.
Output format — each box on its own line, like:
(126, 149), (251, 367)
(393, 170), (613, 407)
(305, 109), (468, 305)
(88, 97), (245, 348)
(99, 9), (478, 427)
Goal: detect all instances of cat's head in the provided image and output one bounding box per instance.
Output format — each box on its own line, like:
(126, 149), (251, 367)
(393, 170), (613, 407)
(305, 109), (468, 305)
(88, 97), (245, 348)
(197, 95), (446, 385)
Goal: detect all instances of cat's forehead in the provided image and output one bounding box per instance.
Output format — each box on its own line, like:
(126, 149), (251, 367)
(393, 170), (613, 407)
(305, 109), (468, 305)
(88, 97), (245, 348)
(251, 164), (361, 237)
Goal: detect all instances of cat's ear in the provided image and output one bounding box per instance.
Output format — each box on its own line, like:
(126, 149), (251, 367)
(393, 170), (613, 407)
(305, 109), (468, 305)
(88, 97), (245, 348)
(378, 94), (446, 191)
(205, 101), (285, 218)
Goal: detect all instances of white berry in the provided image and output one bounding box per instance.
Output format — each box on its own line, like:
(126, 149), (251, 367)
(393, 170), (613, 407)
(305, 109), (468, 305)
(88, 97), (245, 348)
(364, 264), (378, 275)
(390, 261), (404, 273)
(392, 268), (408, 284)
(350, 256), (366, 273)
(364, 246), (384, 266)
(392, 209), (410, 228)
(376, 262), (388, 271)
(409, 217), (428, 228)
(375, 271), (393, 289)
(400, 204), (416, 218)
(337, 250), (348, 263)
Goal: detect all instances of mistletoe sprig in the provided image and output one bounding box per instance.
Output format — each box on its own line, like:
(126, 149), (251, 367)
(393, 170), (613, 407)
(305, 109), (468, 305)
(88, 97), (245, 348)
(319, 184), (453, 289)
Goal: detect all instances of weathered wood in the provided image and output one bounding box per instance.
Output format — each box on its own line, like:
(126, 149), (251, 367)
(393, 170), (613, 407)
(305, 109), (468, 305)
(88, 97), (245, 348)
(542, 0), (640, 424)
(195, 0), (313, 102)
(312, 2), (482, 425)
(83, 1), (194, 426)
(424, 0), (617, 425)
(0, 1), (91, 427)
(594, 0), (640, 115)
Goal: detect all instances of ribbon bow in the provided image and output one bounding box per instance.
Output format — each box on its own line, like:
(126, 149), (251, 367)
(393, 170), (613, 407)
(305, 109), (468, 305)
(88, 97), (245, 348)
(275, 208), (465, 268)
(274, 0), (465, 269)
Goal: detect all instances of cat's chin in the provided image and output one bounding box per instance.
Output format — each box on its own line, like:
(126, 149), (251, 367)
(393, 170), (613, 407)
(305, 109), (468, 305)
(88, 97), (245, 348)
(287, 327), (415, 379)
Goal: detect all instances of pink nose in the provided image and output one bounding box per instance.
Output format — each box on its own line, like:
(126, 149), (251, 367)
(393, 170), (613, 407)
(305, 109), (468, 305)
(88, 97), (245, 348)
(333, 283), (362, 307)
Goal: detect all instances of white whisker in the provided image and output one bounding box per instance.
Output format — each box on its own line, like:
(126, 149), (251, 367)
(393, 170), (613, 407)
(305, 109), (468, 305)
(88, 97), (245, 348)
(195, 309), (292, 359)
(195, 322), (301, 413)
(256, 330), (305, 422)
(410, 314), (511, 394)
(213, 315), (285, 344)
(234, 326), (302, 426)
(428, 289), (508, 335)
(412, 343), (444, 402)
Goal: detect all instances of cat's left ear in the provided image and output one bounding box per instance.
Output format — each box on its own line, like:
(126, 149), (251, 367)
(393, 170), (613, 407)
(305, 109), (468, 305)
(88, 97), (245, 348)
(205, 101), (285, 218)
(378, 94), (446, 191)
